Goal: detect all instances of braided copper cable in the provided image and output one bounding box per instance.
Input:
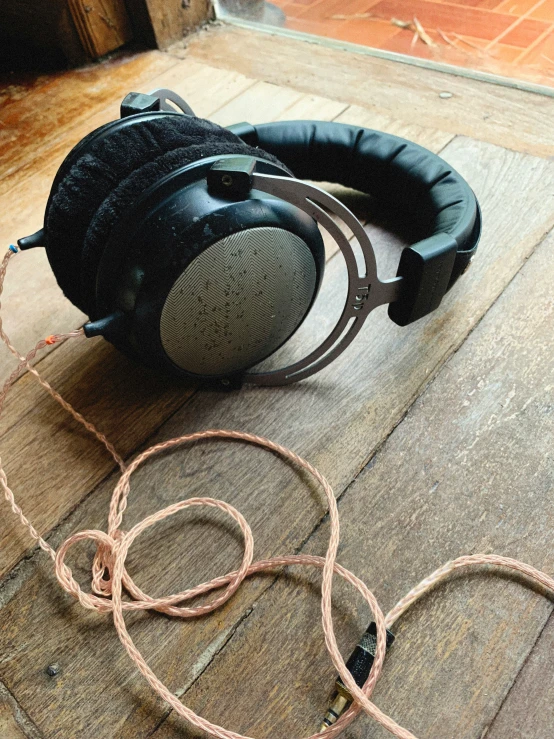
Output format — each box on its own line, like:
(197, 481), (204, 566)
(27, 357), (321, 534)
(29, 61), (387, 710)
(0, 247), (552, 739)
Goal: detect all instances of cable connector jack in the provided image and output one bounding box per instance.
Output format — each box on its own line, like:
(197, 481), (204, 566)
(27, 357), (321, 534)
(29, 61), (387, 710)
(320, 622), (395, 732)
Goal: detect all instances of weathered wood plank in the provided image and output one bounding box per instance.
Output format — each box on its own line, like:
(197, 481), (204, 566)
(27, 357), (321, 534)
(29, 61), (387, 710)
(335, 104), (455, 150)
(184, 25), (554, 159)
(0, 138), (552, 737)
(274, 93), (349, 122)
(0, 50), (178, 187)
(150, 231), (554, 739)
(484, 594), (554, 737)
(0, 695), (28, 739)
(0, 60), (258, 198)
(210, 80), (308, 126)
(0, 682), (40, 739)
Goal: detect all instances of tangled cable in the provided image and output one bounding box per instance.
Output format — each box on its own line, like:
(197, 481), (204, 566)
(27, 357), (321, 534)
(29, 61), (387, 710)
(1, 246), (553, 739)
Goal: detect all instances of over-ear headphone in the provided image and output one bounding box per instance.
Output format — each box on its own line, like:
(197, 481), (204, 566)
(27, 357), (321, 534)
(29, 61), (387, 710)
(18, 89), (481, 386)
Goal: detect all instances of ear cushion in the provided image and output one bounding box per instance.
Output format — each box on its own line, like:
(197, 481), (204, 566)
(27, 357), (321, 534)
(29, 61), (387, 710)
(45, 115), (288, 315)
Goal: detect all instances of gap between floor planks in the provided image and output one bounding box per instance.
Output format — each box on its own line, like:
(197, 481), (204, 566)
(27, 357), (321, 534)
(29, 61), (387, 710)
(0, 680), (42, 739)
(0, 136), (552, 737)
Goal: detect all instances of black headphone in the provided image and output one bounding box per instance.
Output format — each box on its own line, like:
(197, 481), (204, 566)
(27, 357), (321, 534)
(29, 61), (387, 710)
(18, 89), (481, 386)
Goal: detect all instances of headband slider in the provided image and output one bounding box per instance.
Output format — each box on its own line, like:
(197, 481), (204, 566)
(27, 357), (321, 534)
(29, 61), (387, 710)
(207, 157), (256, 199)
(120, 92), (161, 118)
(388, 233), (458, 327)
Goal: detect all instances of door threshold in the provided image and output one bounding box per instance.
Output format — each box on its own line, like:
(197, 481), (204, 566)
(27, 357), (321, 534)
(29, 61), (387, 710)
(216, 16), (554, 100)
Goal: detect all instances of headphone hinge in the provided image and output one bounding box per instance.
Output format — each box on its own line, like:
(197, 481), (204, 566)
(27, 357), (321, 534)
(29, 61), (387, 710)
(388, 234), (458, 327)
(207, 157), (256, 199)
(120, 92), (161, 118)
(83, 311), (128, 342)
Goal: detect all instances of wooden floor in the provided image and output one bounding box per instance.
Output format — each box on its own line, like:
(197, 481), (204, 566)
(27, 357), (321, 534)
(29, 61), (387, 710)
(0, 24), (553, 739)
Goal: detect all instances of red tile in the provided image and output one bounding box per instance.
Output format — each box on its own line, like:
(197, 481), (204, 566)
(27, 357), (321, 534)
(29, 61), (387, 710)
(334, 17), (401, 44)
(280, 0), (554, 85)
(291, 0), (326, 6)
(493, 40), (528, 57)
(453, 33), (491, 46)
(296, 0), (378, 22)
(499, 16), (550, 45)
(444, 0), (502, 9)
(285, 15), (348, 35)
(369, 0), (513, 40)
(530, 0), (554, 20)
(518, 23), (554, 58)
(495, 0), (545, 12)
(382, 27), (524, 71)
(281, 1), (322, 12)
(381, 27), (443, 56)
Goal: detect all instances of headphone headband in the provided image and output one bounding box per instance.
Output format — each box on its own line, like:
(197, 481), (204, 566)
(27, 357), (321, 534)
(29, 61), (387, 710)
(230, 119), (481, 302)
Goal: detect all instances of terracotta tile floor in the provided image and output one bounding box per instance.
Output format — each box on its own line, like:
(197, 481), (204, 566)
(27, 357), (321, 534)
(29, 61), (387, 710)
(272, 0), (554, 86)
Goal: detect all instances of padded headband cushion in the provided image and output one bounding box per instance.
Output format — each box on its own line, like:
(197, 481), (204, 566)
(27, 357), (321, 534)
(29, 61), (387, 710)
(232, 120), (481, 287)
(45, 115), (288, 315)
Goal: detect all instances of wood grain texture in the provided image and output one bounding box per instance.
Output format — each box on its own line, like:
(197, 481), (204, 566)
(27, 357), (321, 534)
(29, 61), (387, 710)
(485, 575), (554, 737)
(68, 0), (133, 59)
(0, 137), (552, 737)
(210, 79), (309, 125)
(0, 59), (258, 199)
(0, 50), (178, 190)
(0, 682), (41, 739)
(150, 229), (554, 739)
(184, 25), (554, 158)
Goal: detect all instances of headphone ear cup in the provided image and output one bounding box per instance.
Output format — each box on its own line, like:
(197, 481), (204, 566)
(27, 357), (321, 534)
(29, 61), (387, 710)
(81, 139), (289, 317)
(44, 115), (290, 315)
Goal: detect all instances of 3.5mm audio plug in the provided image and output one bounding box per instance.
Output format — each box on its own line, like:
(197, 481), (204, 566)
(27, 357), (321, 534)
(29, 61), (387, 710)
(320, 622), (395, 732)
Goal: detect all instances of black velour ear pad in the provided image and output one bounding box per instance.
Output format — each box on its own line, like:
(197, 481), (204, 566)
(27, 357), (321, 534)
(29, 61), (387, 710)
(45, 115), (288, 315)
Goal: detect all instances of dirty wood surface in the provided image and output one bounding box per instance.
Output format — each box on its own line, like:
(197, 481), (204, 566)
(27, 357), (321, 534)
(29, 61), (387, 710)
(0, 25), (553, 739)
(183, 25), (554, 159)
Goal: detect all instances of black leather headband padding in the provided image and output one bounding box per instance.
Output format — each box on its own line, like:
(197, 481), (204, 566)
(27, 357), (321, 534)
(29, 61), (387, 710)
(233, 121), (481, 288)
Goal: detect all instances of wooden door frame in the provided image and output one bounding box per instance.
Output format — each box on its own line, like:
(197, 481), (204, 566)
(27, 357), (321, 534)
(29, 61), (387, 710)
(126, 0), (215, 50)
(0, 0), (213, 67)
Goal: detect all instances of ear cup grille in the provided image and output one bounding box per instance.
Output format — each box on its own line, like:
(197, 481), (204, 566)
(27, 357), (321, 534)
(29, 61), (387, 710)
(159, 227), (317, 376)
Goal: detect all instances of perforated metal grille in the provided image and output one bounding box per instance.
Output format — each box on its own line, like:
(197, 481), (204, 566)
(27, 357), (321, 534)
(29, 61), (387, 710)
(160, 227), (317, 376)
